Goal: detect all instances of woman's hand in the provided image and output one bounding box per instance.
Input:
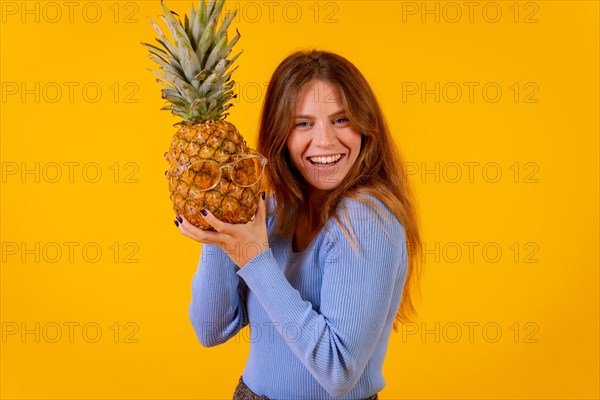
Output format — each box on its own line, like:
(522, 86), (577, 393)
(174, 192), (269, 268)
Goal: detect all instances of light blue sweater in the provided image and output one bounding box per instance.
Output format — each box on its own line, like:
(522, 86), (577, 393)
(189, 194), (408, 399)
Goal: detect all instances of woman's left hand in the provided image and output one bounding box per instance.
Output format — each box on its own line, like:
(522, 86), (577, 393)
(176, 192), (269, 268)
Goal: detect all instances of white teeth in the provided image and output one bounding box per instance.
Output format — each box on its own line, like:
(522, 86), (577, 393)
(309, 154), (342, 164)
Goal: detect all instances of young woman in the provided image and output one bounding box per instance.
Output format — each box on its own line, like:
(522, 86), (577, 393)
(176, 50), (422, 399)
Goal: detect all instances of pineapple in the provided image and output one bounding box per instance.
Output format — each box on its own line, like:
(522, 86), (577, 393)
(143, 0), (264, 229)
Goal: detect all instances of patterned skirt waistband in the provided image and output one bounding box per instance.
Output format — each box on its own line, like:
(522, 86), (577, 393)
(232, 376), (378, 400)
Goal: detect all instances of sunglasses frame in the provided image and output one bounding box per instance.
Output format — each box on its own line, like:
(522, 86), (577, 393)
(170, 151), (268, 192)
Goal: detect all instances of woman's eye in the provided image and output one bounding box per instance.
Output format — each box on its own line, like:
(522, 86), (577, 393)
(296, 121), (311, 128)
(333, 117), (349, 124)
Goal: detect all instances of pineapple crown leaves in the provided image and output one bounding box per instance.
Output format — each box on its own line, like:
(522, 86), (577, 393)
(142, 0), (241, 125)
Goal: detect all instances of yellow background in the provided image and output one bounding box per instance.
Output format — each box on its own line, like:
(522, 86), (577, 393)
(1, 0), (598, 399)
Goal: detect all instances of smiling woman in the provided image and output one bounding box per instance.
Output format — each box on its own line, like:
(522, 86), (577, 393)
(284, 80), (364, 253)
(287, 81), (363, 194)
(179, 50), (423, 399)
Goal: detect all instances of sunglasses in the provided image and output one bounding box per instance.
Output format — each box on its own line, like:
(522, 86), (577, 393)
(168, 151), (268, 192)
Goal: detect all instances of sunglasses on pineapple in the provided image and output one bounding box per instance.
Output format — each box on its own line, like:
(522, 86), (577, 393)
(167, 150), (268, 192)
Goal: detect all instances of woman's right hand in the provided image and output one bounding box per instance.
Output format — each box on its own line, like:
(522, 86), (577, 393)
(174, 214), (210, 243)
(173, 193), (270, 268)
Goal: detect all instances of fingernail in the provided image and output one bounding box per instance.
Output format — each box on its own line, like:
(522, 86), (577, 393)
(174, 220), (179, 227)
(201, 209), (207, 216)
(262, 191), (266, 200)
(176, 215), (183, 223)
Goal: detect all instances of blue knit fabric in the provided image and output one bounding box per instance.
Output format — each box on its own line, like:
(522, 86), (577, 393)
(189, 194), (408, 399)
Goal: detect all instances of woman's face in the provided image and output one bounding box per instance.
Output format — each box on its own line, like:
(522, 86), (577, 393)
(286, 80), (362, 193)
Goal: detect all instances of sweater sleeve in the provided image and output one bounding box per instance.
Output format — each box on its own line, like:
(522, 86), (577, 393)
(188, 197), (277, 347)
(237, 196), (408, 397)
(188, 243), (249, 347)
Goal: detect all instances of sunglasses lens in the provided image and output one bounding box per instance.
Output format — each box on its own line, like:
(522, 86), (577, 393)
(232, 158), (264, 187)
(188, 160), (220, 190)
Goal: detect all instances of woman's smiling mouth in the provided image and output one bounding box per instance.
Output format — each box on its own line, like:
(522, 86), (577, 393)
(307, 154), (345, 165)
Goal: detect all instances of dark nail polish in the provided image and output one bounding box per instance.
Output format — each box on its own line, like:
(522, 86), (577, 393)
(174, 220), (179, 227)
(201, 209), (207, 216)
(262, 191), (266, 200)
(176, 215), (183, 223)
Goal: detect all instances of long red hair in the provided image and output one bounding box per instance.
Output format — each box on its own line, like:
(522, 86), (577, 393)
(256, 50), (423, 329)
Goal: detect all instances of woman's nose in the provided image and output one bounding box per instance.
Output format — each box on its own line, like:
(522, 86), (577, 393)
(313, 123), (335, 147)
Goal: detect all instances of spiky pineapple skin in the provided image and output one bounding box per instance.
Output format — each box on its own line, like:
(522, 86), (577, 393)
(145, 0), (262, 229)
(167, 120), (259, 229)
